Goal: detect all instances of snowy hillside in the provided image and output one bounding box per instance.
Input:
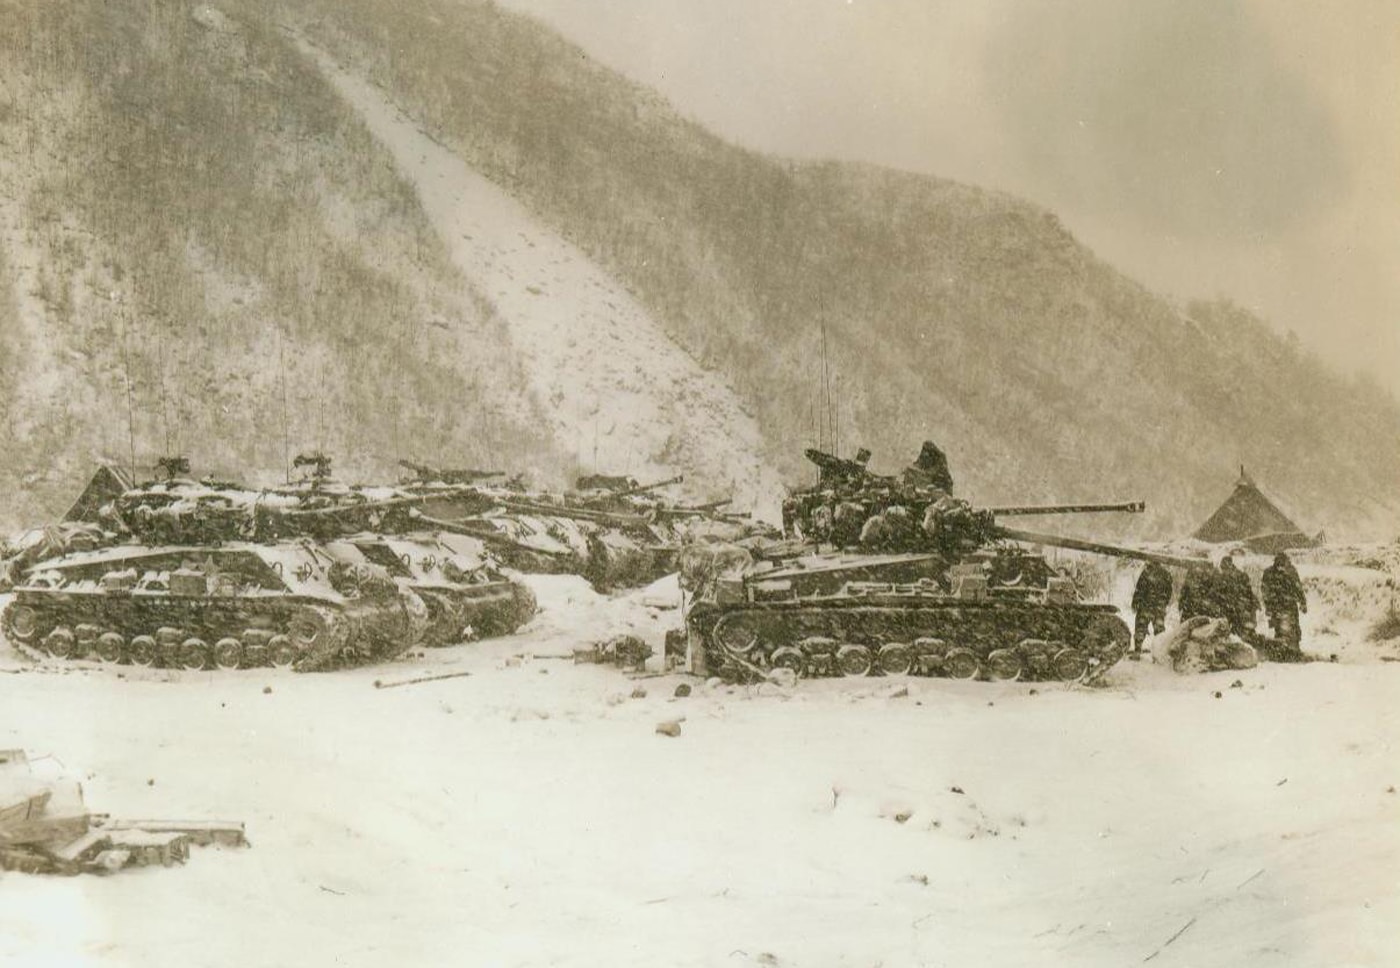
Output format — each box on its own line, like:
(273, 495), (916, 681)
(3, 0), (1399, 537)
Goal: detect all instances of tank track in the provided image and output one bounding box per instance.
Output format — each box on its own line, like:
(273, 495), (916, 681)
(413, 581), (537, 647)
(688, 598), (1130, 684)
(0, 594), (397, 673)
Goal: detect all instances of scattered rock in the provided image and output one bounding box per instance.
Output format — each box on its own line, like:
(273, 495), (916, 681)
(907, 873), (929, 886)
(890, 686), (908, 698)
(262, 686), (272, 695)
(894, 811), (913, 824)
(655, 720), (682, 738)
(950, 786), (965, 795)
(673, 683), (692, 698)
(146, 779), (154, 787)
(1230, 680), (1244, 689)
(1028, 689), (1039, 696)
(1213, 691), (1223, 699)
(630, 686), (647, 699)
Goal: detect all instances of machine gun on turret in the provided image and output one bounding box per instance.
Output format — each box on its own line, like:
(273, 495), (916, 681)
(154, 456), (192, 481)
(573, 475), (684, 509)
(292, 452), (334, 486)
(803, 447), (878, 487)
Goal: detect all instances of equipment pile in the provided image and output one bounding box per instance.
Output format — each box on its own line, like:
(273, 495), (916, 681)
(0, 750), (246, 876)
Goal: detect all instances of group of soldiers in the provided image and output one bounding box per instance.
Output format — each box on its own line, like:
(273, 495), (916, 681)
(1130, 551), (1308, 661)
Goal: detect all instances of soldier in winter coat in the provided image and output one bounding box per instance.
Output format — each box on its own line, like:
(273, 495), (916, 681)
(1130, 561), (1174, 657)
(1217, 554), (1260, 640)
(1178, 563), (1220, 622)
(1260, 552), (1307, 652)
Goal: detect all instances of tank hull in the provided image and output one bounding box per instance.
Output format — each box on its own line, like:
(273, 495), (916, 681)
(688, 596), (1128, 682)
(1, 588), (414, 671)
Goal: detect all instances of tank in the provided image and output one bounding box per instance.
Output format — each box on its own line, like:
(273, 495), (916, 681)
(684, 444), (1194, 684)
(398, 461), (774, 591)
(1, 540), (426, 671)
(329, 532), (537, 647)
(0, 457), (539, 670)
(783, 444), (1144, 552)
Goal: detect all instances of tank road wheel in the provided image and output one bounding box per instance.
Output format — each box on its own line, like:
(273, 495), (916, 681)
(43, 627), (77, 659)
(213, 638), (244, 671)
(155, 627), (183, 668)
(711, 613), (762, 656)
(268, 635), (298, 670)
(1052, 648), (1090, 682)
(942, 648), (981, 681)
(3, 604), (40, 643)
(288, 606), (346, 656)
(769, 646), (806, 677)
(1077, 615), (1131, 682)
(984, 648), (1024, 682)
(96, 632), (125, 664)
(836, 644), (874, 677)
(74, 624), (101, 659)
(126, 635), (157, 668)
(178, 637), (210, 671)
(877, 643), (914, 676)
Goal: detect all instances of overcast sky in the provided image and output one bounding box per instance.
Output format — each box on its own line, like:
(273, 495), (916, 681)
(497, 0), (1400, 397)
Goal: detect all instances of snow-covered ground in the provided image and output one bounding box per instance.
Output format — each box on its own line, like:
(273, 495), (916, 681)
(2, 563), (1398, 968)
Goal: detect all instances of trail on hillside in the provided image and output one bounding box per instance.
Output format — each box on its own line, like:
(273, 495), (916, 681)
(300, 37), (782, 510)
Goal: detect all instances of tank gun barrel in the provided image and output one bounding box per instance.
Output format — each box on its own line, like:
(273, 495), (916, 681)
(409, 511), (576, 559)
(579, 474), (684, 504)
(278, 494), (424, 517)
(994, 526), (1200, 568)
(495, 497), (649, 528)
(988, 501), (1146, 517)
(652, 498), (734, 518)
(398, 460), (503, 484)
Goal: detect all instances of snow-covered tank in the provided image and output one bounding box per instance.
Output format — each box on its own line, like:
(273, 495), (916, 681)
(684, 446), (1196, 683)
(1, 541), (426, 671)
(330, 532), (537, 647)
(684, 547), (1132, 683)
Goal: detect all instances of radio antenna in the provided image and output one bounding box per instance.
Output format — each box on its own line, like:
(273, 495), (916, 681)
(277, 327), (291, 483)
(116, 294), (138, 484)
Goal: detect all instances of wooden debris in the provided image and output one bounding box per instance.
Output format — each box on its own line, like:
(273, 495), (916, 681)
(1143, 916), (1197, 962)
(374, 670), (474, 690)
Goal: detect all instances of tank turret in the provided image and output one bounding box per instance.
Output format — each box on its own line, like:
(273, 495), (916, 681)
(687, 444), (1198, 685)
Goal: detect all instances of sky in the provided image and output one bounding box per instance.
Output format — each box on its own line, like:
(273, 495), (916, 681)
(496, 0), (1400, 397)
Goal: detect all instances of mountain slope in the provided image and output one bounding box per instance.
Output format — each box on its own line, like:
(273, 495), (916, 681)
(0, 0), (569, 530)
(298, 37), (780, 508)
(265, 0), (1400, 537)
(1, 0), (1397, 539)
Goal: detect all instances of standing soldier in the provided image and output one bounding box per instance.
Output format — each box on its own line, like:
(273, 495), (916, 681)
(1218, 553), (1260, 641)
(1178, 561), (1218, 622)
(1260, 552), (1307, 654)
(1130, 561), (1174, 658)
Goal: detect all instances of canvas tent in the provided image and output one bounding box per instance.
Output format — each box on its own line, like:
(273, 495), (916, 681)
(63, 464), (135, 523)
(1193, 467), (1319, 552)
